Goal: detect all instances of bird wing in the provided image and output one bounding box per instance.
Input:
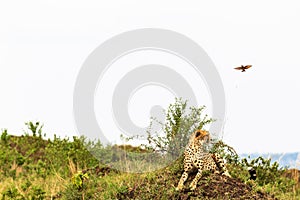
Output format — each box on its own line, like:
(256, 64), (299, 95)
(244, 65), (252, 69)
(234, 66), (244, 70)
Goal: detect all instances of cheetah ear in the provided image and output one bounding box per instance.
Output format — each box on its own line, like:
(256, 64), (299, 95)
(195, 130), (201, 137)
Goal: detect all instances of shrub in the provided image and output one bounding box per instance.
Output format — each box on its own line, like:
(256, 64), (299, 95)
(1, 129), (10, 144)
(24, 121), (44, 138)
(146, 98), (214, 157)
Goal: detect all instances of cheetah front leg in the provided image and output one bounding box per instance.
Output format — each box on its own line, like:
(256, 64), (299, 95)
(176, 171), (189, 191)
(189, 169), (203, 190)
(212, 153), (231, 178)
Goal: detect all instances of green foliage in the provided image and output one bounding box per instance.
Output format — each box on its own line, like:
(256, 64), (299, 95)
(20, 180), (32, 192)
(1, 129), (10, 143)
(29, 186), (46, 200)
(16, 155), (25, 166)
(210, 140), (239, 164)
(206, 140), (298, 198)
(147, 98), (214, 157)
(1, 187), (23, 200)
(24, 121), (44, 138)
(72, 171), (89, 190)
(62, 172), (100, 200)
(1, 185), (45, 200)
(0, 122), (102, 199)
(240, 156), (292, 188)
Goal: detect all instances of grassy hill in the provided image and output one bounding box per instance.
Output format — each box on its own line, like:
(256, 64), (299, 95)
(0, 128), (299, 200)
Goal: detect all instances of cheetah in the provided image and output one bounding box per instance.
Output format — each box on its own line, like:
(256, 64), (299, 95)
(176, 130), (231, 191)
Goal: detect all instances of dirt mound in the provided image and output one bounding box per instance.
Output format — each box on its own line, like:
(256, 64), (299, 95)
(118, 172), (276, 200)
(114, 155), (277, 200)
(179, 174), (276, 200)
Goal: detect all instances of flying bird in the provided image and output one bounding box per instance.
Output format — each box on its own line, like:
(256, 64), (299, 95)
(234, 65), (252, 72)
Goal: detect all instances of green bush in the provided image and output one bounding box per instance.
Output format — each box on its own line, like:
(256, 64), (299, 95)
(212, 141), (297, 197)
(1, 187), (23, 200)
(29, 186), (45, 200)
(147, 98), (214, 157)
(1, 129), (10, 143)
(24, 121), (44, 138)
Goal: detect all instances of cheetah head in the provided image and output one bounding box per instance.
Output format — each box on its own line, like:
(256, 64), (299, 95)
(191, 130), (210, 148)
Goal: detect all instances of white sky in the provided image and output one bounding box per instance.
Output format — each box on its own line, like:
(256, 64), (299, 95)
(0, 0), (300, 153)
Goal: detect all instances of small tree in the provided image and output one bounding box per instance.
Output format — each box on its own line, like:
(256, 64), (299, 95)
(147, 98), (214, 158)
(1, 129), (10, 143)
(24, 121), (44, 137)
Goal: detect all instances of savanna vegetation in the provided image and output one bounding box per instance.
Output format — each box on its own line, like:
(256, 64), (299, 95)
(0, 99), (299, 199)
